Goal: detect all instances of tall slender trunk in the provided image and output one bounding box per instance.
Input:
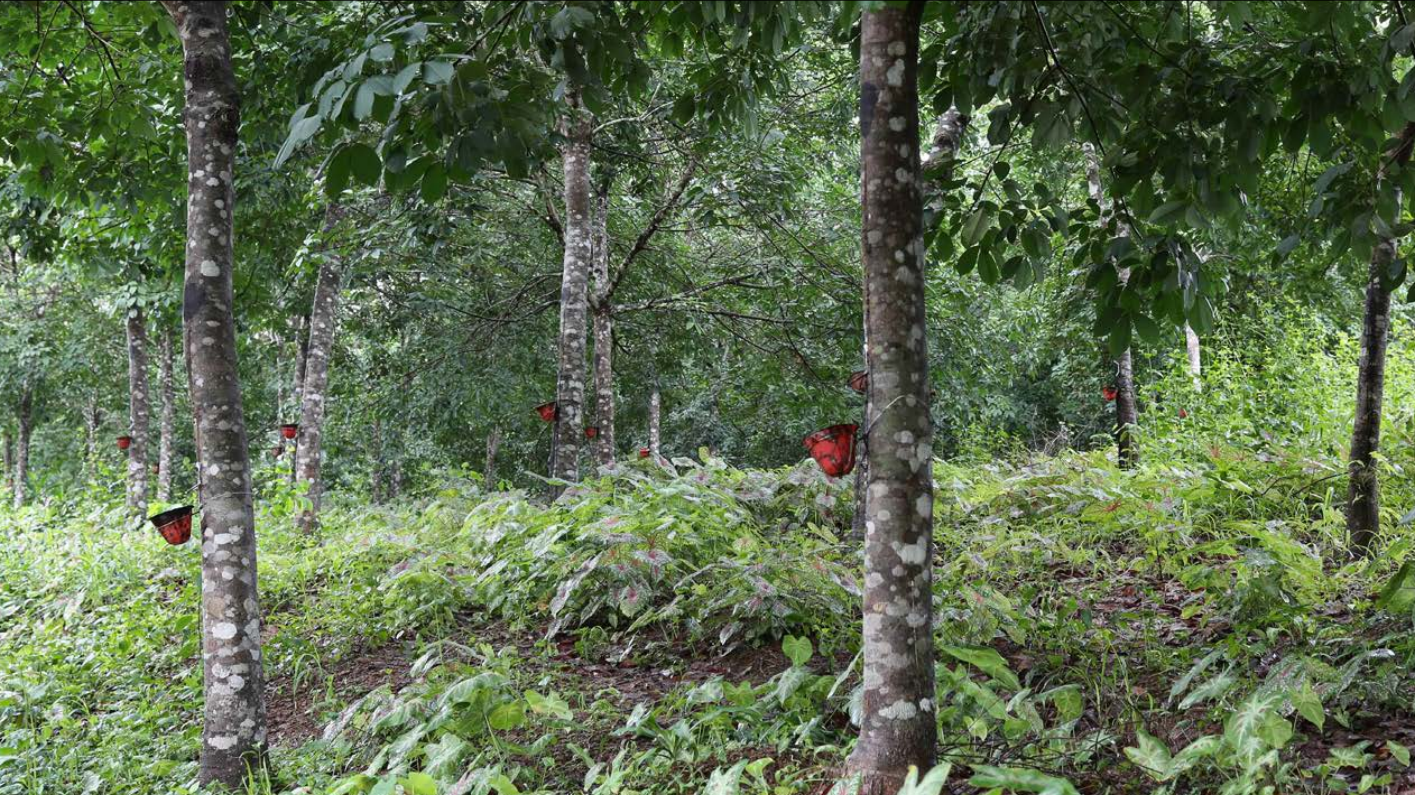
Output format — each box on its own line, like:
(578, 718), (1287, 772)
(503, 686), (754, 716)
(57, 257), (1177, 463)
(125, 306), (152, 514)
(2, 427), (11, 498)
(648, 383), (662, 457)
(854, 107), (968, 539)
(591, 177), (616, 467)
(296, 206), (344, 534)
(1185, 323), (1202, 388)
(81, 394), (98, 482)
(1084, 144), (1139, 469)
(13, 384), (31, 510)
(549, 93), (593, 494)
(485, 427), (500, 487)
(1348, 124), (1415, 552)
(159, 325), (176, 502)
(370, 418), (384, 504)
(164, 1), (265, 786)
(847, 6), (936, 792)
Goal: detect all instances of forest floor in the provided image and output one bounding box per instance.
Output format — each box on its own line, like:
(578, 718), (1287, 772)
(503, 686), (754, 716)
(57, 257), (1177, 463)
(4, 449), (1415, 794)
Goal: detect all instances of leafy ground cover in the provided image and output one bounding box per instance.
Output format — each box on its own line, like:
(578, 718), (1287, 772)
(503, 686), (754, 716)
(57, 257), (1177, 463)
(5, 327), (1415, 795)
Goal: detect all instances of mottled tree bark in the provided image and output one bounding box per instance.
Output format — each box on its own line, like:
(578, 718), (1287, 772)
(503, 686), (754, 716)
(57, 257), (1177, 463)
(1084, 143), (1139, 469)
(549, 93), (593, 494)
(12, 384), (30, 510)
(370, 418), (384, 504)
(1185, 323), (1202, 388)
(591, 177), (616, 466)
(2, 428), (11, 498)
(125, 306), (152, 514)
(1348, 125), (1415, 552)
(846, 5), (937, 793)
(296, 206), (344, 534)
(159, 325), (177, 502)
(485, 427), (501, 487)
(854, 107), (968, 540)
(164, 1), (266, 787)
(648, 383), (662, 458)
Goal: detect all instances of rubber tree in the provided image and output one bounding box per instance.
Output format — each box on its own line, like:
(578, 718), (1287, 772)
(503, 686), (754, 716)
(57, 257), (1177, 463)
(1349, 122), (1415, 553)
(12, 382), (31, 510)
(1084, 143), (1138, 469)
(590, 176), (615, 466)
(161, 0), (266, 787)
(549, 91), (593, 495)
(853, 107), (967, 539)
(648, 382), (662, 457)
(158, 324), (176, 502)
(1185, 323), (1202, 387)
(296, 205), (344, 534)
(124, 305), (151, 514)
(846, 4), (937, 792)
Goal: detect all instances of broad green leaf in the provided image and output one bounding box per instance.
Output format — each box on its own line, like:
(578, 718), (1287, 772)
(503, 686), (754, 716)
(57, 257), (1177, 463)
(1123, 729), (1174, 781)
(968, 765), (1080, 795)
(1292, 680), (1324, 731)
(487, 700), (526, 731)
(940, 645), (1020, 690)
(963, 207), (991, 247)
(782, 635), (812, 667)
(399, 772), (436, 795)
(1178, 672), (1234, 710)
(1387, 741), (1410, 767)
(1376, 561), (1415, 613)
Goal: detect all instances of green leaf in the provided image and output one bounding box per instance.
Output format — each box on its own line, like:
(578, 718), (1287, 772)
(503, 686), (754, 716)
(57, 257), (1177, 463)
(1292, 680), (1325, 731)
(896, 764), (954, 795)
(399, 772), (436, 795)
(1376, 561), (1415, 613)
(393, 62), (422, 94)
(703, 759), (748, 795)
(346, 143), (382, 186)
(940, 645), (1020, 690)
(369, 43), (395, 63)
(420, 163), (448, 203)
(487, 700), (526, 730)
(1107, 320), (1132, 359)
(1124, 729), (1174, 781)
(1133, 314), (1160, 345)
(524, 690), (573, 720)
(1149, 201), (1187, 226)
(353, 82), (376, 121)
(325, 148), (351, 196)
(782, 635), (812, 667)
(672, 93), (696, 124)
(968, 765), (1079, 795)
(1387, 741), (1410, 767)
(1178, 672), (1234, 710)
(962, 207), (991, 246)
(424, 60), (455, 86)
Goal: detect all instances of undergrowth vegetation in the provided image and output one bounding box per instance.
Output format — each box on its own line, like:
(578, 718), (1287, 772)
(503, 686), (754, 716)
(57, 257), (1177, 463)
(3, 319), (1415, 794)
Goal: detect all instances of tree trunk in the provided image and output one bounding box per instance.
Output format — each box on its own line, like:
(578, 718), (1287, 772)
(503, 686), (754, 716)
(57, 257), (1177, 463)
(846, 6), (937, 793)
(854, 106), (968, 540)
(370, 418), (384, 504)
(549, 93), (593, 494)
(2, 427), (11, 499)
(81, 394), (98, 482)
(1185, 323), (1202, 388)
(485, 427), (500, 487)
(296, 206), (344, 534)
(164, 1), (266, 787)
(1084, 143), (1139, 469)
(591, 177), (616, 467)
(126, 306), (152, 514)
(1347, 124), (1415, 552)
(12, 383), (31, 510)
(158, 325), (177, 502)
(648, 383), (662, 457)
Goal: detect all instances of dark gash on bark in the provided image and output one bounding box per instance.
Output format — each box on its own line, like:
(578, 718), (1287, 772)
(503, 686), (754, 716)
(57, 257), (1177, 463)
(1084, 143), (1139, 469)
(162, 1), (266, 788)
(845, 4), (938, 793)
(125, 306), (151, 514)
(296, 204), (344, 534)
(1348, 122), (1415, 553)
(549, 92), (593, 495)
